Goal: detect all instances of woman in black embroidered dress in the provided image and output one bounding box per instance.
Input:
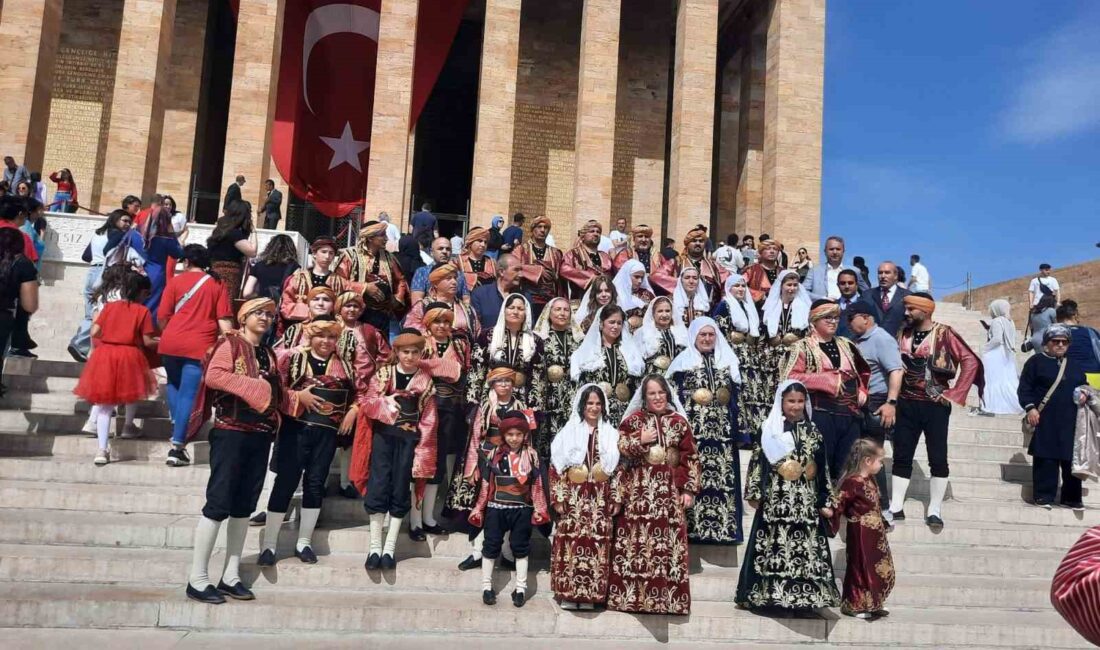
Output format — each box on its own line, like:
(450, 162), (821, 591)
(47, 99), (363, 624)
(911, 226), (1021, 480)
(636, 296), (687, 377)
(571, 305), (645, 425)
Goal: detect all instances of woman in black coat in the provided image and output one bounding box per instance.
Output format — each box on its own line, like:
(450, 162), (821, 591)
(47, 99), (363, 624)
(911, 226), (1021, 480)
(1018, 324), (1088, 510)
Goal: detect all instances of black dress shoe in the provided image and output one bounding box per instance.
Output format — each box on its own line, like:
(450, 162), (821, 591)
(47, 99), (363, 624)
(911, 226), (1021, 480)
(186, 583), (226, 604)
(407, 527), (427, 542)
(381, 553), (396, 569)
(250, 512), (267, 526)
(498, 557), (517, 571)
(67, 344), (88, 363)
(365, 553), (381, 570)
(257, 549), (276, 566)
(890, 509), (905, 521)
(511, 590), (526, 608)
(422, 522), (450, 536)
(295, 546), (318, 564)
(216, 580), (255, 601)
(925, 514), (944, 528)
(340, 485), (360, 499)
(483, 589), (496, 606)
(457, 555), (482, 571)
(8, 348), (36, 359)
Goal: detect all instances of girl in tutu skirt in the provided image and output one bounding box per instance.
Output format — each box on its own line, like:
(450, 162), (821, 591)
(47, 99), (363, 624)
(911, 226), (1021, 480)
(74, 272), (158, 465)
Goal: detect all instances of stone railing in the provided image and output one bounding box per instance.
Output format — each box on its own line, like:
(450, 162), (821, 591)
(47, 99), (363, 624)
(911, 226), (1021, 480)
(40, 212), (310, 265)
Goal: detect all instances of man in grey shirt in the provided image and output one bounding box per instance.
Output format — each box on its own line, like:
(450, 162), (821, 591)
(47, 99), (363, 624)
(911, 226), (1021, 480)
(847, 301), (903, 513)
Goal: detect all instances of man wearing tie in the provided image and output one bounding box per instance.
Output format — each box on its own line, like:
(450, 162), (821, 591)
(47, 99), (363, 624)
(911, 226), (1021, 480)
(860, 261), (910, 337)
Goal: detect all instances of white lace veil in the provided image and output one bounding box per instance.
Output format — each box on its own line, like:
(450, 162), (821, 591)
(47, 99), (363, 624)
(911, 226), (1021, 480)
(665, 316), (742, 383)
(637, 295), (688, 358)
(762, 269), (810, 337)
(621, 373), (689, 425)
(723, 273), (760, 337)
(569, 305), (646, 380)
(550, 383), (620, 474)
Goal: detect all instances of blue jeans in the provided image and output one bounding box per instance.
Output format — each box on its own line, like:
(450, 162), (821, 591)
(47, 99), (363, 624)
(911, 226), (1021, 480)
(70, 265), (103, 356)
(163, 355), (203, 446)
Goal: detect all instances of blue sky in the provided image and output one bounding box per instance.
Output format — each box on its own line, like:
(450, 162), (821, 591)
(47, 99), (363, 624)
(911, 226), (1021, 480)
(822, 1), (1100, 293)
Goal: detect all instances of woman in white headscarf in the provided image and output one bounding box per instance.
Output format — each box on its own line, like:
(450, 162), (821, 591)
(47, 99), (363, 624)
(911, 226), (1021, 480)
(609, 374), (700, 615)
(666, 316), (746, 545)
(573, 275), (618, 333)
(612, 259), (655, 331)
(672, 266), (710, 329)
(746, 269), (811, 440)
(979, 299), (1023, 415)
(714, 273), (766, 441)
(467, 293), (544, 410)
(570, 304), (646, 424)
(549, 383), (622, 610)
(735, 380), (839, 611)
(637, 296), (687, 376)
(533, 296), (581, 459)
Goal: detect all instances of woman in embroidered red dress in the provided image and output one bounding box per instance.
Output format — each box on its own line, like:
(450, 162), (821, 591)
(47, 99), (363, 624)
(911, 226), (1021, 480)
(609, 374), (700, 615)
(549, 383), (622, 610)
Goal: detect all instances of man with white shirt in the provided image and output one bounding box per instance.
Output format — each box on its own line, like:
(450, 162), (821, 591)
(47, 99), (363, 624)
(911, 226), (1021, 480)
(802, 235), (869, 300)
(1028, 263), (1060, 306)
(860, 261), (910, 337)
(714, 233), (744, 275)
(608, 218), (628, 251)
(909, 254), (931, 293)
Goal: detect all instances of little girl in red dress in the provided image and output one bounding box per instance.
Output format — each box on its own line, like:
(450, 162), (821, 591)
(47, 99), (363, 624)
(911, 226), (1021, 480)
(74, 273), (157, 465)
(834, 438), (895, 619)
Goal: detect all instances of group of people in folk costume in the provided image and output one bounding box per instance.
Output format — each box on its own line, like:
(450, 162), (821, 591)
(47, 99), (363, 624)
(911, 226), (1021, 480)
(132, 217), (983, 617)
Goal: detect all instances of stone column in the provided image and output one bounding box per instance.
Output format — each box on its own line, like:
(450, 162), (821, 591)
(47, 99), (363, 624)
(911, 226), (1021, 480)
(364, 0), (419, 225)
(761, 0), (824, 256)
(0, 0), (63, 169)
(100, 0), (177, 208)
(715, 51), (741, 237)
(736, 32), (765, 239)
(222, 0), (286, 209)
(666, 0), (718, 244)
(469, 0), (522, 229)
(572, 0), (620, 232)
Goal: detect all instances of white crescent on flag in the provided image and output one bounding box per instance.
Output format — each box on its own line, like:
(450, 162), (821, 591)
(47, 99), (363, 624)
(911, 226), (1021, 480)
(302, 4), (380, 115)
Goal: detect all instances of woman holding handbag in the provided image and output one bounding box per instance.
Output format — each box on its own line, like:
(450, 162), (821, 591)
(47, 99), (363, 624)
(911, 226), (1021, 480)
(1018, 324), (1089, 510)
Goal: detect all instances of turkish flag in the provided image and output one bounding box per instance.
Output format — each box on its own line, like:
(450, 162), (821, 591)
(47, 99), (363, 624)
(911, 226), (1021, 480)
(272, 0), (468, 217)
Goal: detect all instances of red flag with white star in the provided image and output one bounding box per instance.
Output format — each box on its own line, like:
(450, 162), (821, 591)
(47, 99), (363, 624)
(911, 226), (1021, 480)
(271, 0), (468, 217)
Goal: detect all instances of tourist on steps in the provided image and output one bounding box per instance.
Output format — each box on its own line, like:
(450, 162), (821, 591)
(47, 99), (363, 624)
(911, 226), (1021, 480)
(0, 227), (38, 397)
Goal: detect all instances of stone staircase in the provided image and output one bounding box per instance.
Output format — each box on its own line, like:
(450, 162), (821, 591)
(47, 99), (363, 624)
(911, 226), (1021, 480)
(0, 281), (1095, 647)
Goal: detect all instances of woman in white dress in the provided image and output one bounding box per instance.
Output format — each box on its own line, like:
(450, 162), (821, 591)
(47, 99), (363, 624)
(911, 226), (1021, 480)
(979, 299), (1023, 415)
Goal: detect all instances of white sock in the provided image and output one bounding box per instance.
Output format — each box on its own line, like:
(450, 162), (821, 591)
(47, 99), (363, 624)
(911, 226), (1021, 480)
(409, 490), (423, 530)
(515, 557), (529, 592)
(262, 510), (284, 552)
(368, 513), (385, 555)
(124, 402), (137, 428)
(383, 516), (403, 556)
(96, 403), (114, 449)
(220, 517), (248, 586)
(296, 507), (320, 552)
(928, 477), (949, 518)
(422, 484), (440, 527)
(338, 449), (351, 489)
(889, 476), (910, 513)
(481, 554), (494, 591)
(502, 532), (514, 562)
(188, 516), (222, 590)
(470, 531), (484, 561)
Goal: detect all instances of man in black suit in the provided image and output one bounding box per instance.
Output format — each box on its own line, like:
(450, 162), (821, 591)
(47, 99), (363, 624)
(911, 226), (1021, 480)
(860, 261), (910, 337)
(260, 179), (282, 230)
(223, 174), (245, 211)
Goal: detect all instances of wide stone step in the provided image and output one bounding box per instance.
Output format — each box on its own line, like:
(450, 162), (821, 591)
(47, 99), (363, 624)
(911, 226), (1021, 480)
(0, 543), (1061, 611)
(0, 507), (1079, 579)
(0, 581), (1087, 647)
(0, 433), (209, 463)
(0, 393), (168, 416)
(0, 411), (173, 436)
(2, 357), (84, 378)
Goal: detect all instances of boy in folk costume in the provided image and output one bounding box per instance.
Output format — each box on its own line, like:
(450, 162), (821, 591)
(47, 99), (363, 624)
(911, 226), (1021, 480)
(186, 299), (282, 604)
(275, 286), (336, 362)
(351, 328), (439, 570)
(333, 291), (390, 499)
(469, 412), (550, 608)
(890, 293), (983, 528)
(782, 298), (872, 481)
(334, 220), (409, 332)
(259, 318), (357, 566)
(279, 237), (347, 326)
(410, 302), (470, 538)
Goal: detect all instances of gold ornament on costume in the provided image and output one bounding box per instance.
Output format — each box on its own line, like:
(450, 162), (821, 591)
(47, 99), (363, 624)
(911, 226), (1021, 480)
(598, 382), (614, 397)
(547, 365), (565, 382)
(729, 331), (747, 345)
(591, 464), (611, 482)
(567, 465), (589, 484)
(692, 387), (714, 406)
(778, 458), (804, 481)
(653, 355), (671, 371)
(513, 372), (527, 388)
(804, 461), (818, 481)
(615, 383), (632, 402)
(715, 387), (731, 405)
(646, 444), (668, 465)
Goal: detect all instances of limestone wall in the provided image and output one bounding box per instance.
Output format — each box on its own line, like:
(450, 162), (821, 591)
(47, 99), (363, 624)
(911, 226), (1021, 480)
(943, 258), (1100, 329)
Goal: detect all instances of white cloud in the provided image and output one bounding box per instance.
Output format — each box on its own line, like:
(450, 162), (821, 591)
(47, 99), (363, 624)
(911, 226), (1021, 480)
(999, 8), (1100, 143)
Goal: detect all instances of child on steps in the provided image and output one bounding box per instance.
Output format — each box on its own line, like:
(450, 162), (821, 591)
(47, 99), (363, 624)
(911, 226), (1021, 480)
(74, 272), (157, 465)
(834, 438), (895, 619)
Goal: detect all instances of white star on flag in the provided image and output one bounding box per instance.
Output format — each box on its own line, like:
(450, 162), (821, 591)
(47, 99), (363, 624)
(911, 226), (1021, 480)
(320, 122), (370, 172)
